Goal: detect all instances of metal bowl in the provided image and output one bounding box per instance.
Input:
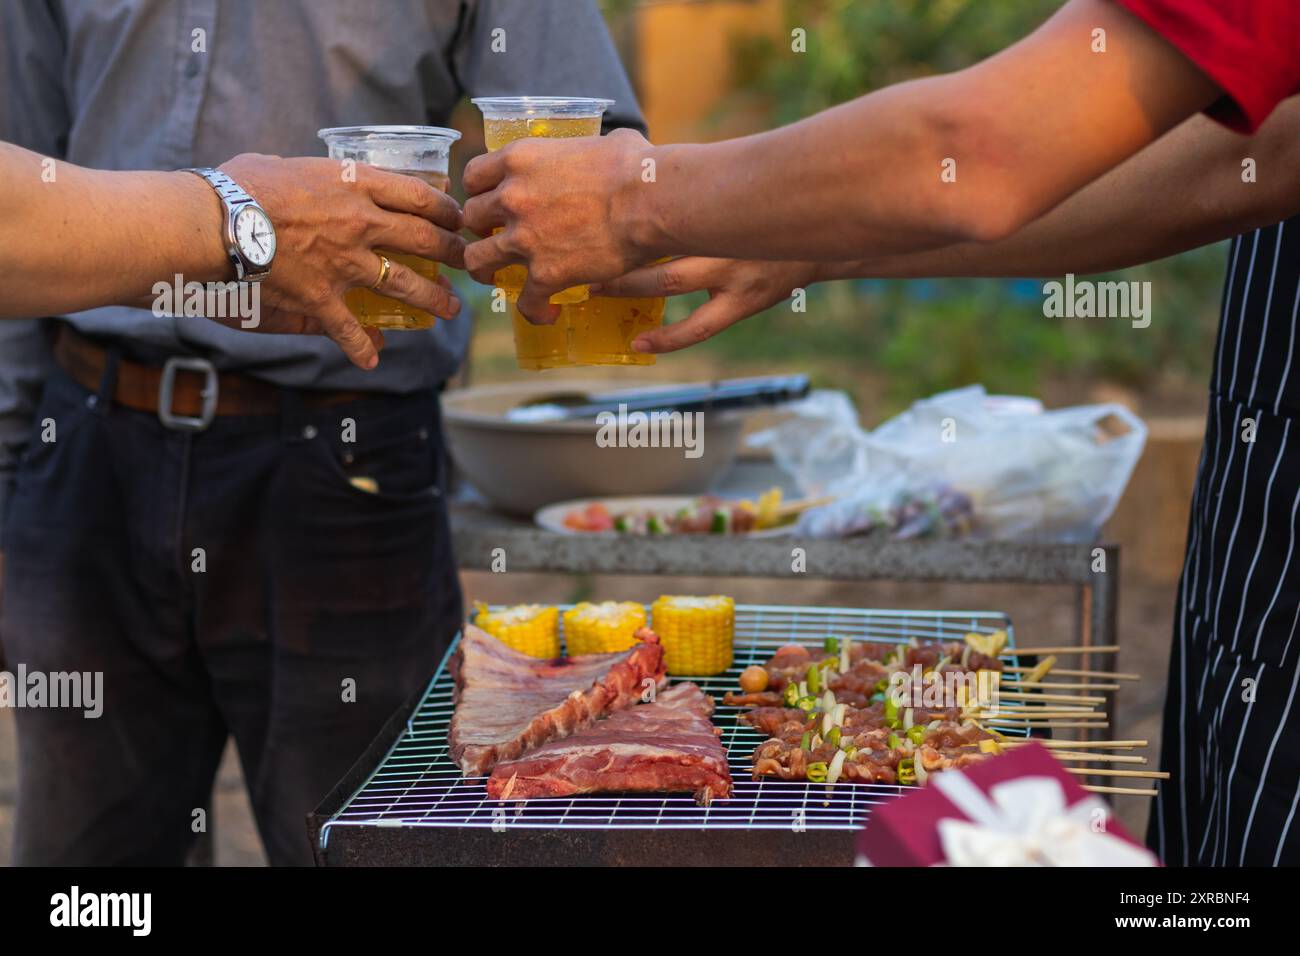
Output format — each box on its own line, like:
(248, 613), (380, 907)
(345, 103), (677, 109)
(441, 379), (744, 515)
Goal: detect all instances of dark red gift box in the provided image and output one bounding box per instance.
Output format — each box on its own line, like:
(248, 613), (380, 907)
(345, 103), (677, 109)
(856, 741), (1152, 866)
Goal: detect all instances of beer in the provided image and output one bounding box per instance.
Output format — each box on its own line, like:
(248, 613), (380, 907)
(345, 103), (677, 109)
(472, 98), (611, 309)
(342, 169), (449, 330)
(318, 125), (461, 330)
(567, 295), (665, 366)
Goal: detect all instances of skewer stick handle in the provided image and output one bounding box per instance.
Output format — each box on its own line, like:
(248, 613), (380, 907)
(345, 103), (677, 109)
(1003, 680), (1122, 691)
(988, 720), (1108, 729)
(1082, 785), (1158, 797)
(999, 690), (1106, 704)
(999, 738), (1147, 749)
(1003, 665), (1139, 680)
(1045, 751), (1148, 764)
(1002, 645), (1120, 655)
(1063, 767), (1169, 779)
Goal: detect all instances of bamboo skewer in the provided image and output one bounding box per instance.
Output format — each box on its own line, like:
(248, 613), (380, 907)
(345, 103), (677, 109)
(998, 690), (1107, 705)
(998, 738), (1147, 750)
(977, 705), (1101, 715)
(976, 709), (1108, 719)
(1002, 645), (1120, 656)
(1063, 767), (1169, 780)
(1003, 665), (1139, 681)
(1082, 785), (1158, 797)
(987, 720), (1108, 729)
(1002, 680), (1122, 691)
(1046, 751), (1148, 764)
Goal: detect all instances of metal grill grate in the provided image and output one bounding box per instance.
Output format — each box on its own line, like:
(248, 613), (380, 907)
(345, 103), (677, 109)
(319, 605), (1017, 848)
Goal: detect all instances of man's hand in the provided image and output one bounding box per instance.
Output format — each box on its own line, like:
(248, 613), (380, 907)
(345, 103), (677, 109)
(216, 154), (466, 369)
(592, 257), (817, 354)
(462, 129), (653, 324)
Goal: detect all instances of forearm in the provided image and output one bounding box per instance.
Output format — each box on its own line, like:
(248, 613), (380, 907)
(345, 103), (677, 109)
(0, 143), (228, 318)
(815, 99), (1300, 280)
(634, 0), (1218, 263)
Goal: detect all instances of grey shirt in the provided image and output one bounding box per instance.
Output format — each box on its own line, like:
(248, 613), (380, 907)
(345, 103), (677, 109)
(0, 0), (644, 524)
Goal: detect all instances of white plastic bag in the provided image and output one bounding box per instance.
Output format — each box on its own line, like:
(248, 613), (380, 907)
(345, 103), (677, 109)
(750, 385), (1147, 542)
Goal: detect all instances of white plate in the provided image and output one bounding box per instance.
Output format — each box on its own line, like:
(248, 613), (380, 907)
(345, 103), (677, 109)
(535, 495), (796, 538)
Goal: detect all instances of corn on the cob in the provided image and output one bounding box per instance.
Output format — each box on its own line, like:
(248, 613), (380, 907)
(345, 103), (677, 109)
(650, 595), (734, 675)
(562, 601), (647, 655)
(473, 602), (560, 658)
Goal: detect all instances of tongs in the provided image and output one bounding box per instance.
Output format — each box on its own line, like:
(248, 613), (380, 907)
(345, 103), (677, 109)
(514, 374), (811, 421)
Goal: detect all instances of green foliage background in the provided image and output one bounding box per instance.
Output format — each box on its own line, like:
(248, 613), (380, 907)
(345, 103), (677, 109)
(661, 0), (1226, 411)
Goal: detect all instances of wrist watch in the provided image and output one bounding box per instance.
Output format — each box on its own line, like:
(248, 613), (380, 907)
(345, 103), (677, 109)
(183, 167), (277, 282)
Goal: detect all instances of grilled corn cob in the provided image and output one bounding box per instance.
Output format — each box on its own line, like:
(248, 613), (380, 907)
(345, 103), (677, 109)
(563, 601), (647, 655)
(473, 602), (560, 658)
(650, 595), (734, 675)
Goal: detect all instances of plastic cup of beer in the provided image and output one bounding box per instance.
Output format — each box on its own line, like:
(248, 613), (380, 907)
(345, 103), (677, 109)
(318, 125), (461, 330)
(470, 96), (612, 312)
(568, 295), (665, 366)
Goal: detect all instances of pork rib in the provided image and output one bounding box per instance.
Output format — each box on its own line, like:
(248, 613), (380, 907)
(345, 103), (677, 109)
(486, 682), (733, 804)
(448, 623), (666, 776)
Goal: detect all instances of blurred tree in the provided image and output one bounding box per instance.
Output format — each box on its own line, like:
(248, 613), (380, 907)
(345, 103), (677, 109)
(728, 0), (1061, 123)
(702, 0), (1225, 409)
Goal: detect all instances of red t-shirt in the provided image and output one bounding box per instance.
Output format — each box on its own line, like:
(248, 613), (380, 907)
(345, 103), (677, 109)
(1117, 0), (1300, 132)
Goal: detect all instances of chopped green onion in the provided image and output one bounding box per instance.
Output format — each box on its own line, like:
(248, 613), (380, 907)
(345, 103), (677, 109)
(883, 697), (900, 722)
(806, 664), (821, 694)
(613, 516), (628, 533)
(806, 761), (828, 784)
(710, 508), (730, 534)
(646, 515), (665, 534)
(783, 683), (800, 707)
(799, 732), (811, 751)
(826, 727), (842, 749)
(897, 758), (917, 785)
(906, 725), (926, 745)
(887, 733), (902, 750)
(874, 678), (890, 694)
(795, 695), (817, 713)
(823, 636), (840, 654)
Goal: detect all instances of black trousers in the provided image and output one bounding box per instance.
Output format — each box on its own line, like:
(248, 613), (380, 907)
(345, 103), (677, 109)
(1, 366), (462, 865)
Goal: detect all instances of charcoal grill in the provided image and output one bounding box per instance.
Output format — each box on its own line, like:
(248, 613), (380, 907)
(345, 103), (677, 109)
(310, 604), (1022, 866)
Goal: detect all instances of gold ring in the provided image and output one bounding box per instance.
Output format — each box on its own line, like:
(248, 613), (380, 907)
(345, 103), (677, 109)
(372, 255), (392, 291)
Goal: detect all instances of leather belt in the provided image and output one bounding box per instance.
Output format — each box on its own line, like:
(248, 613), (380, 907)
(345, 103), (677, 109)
(54, 325), (368, 431)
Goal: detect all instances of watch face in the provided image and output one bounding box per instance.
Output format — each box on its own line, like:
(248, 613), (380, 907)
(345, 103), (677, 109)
(234, 206), (276, 269)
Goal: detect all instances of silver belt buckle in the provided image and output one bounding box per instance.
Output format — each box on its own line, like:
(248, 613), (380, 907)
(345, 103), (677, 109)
(158, 356), (218, 432)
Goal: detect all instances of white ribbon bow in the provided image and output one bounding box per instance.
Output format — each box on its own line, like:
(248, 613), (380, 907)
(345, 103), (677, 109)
(931, 771), (1156, 867)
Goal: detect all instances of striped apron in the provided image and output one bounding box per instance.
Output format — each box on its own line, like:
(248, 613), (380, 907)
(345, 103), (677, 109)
(1149, 215), (1300, 866)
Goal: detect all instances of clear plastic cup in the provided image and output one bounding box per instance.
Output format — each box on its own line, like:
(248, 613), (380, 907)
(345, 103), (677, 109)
(470, 97), (612, 369)
(318, 125), (461, 330)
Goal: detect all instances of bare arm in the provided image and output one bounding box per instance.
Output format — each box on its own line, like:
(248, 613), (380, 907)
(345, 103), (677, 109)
(0, 142), (230, 315)
(600, 98), (1300, 353)
(0, 143), (467, 368)
(825, 97), (1300, 279)
(463, 0), (1220, 321)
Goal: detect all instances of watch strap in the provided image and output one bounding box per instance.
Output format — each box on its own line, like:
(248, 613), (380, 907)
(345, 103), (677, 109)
(183, 167), (271, 281)
(185, 167), (255, 208)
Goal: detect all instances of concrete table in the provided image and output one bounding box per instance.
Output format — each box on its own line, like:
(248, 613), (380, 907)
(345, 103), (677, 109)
(449, 460), (1119, 661)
